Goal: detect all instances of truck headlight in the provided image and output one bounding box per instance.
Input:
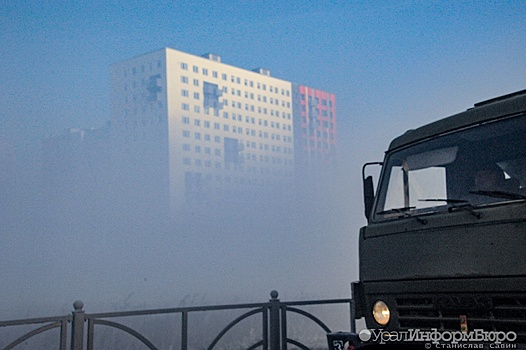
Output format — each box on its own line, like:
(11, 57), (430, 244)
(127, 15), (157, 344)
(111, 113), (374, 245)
(372, 300), (390, 325)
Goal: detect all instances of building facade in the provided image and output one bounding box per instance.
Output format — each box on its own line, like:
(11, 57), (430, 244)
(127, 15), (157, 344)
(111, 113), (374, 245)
(292, 84), (337, 175)
(110, 48), (335, 216)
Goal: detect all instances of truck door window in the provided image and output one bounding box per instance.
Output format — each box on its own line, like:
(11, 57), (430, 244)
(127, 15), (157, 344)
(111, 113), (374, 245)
(383, 166), (447, 212)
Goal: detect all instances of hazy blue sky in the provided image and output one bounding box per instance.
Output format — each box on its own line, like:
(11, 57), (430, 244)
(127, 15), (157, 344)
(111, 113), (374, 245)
(2, 0), (525, 158)
(0, 0), (525, 326)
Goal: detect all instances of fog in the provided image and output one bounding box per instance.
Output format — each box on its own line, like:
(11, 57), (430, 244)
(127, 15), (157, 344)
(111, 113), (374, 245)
(1, 132), (358, 322)
(1, 2), (525, 339)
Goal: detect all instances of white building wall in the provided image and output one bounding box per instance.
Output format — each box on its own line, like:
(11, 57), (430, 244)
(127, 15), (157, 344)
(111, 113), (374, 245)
(111, 48), (296, 216)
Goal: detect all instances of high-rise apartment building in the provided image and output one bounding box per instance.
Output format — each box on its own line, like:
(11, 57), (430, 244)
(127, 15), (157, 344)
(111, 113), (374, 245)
(110, 48), (335, 216)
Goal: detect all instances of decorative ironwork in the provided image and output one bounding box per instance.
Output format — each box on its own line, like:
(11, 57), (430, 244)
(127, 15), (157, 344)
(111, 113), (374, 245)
(0, 290), (353, 350)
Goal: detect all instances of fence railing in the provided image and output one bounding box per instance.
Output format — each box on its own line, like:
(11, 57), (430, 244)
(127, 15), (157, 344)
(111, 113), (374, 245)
(0, 291), (354, 350)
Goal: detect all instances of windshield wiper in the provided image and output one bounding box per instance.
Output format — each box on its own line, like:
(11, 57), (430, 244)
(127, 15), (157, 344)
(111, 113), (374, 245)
(419, 198), (469, 204)
(376, 206), (415, 215)
(419, 198), (482, 219)
(469, 190), (526, 200)
(376, 206), (431, 224)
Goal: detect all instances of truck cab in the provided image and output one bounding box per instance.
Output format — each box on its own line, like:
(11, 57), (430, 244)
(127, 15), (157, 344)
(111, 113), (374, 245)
(331, 90), (526, 349)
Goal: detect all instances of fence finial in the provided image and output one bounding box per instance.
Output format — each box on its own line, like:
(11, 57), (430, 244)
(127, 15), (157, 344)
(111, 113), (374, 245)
(270, 290), (279, 300)
(73, 300), (84, 312)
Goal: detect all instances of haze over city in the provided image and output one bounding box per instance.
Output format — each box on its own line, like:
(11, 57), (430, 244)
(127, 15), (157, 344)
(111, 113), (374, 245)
(1, 0), (525, 329)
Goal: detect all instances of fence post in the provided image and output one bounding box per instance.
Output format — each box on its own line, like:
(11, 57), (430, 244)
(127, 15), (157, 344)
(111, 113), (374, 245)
(71, 300), (85, 350)
(181, 311), (188, 350)
(269, 290), (281, 350)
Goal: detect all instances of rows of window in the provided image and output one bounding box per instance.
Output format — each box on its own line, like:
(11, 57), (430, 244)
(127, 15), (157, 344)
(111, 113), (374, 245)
(181, 115), (292, 133)
(300, 106), (335, 118)
(180, 126), (293, 144)
(181, 136), (292, 158)
(182, 141), (293, 155)
(181, 156), (294, 169)
(303, 139), (336, 150)
(300, 94), (334, 108)
(180, 62), (290, 97)
(303, 128), (336, 139)
(179, 81), (292, 111)
(180, 102), (292, 123)
(123, 60), (162, 77)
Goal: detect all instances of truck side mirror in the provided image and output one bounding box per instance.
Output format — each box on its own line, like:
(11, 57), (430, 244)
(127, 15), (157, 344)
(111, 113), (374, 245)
(362, 162), (382, 220)
(364, 175), (375, 220)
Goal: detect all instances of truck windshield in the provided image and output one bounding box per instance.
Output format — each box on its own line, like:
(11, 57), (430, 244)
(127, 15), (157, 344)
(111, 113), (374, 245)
(374, 113), (526, 221)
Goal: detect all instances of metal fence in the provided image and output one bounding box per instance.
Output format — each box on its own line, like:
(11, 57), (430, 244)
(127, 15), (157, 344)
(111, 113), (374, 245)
(0, 291), (353, 350)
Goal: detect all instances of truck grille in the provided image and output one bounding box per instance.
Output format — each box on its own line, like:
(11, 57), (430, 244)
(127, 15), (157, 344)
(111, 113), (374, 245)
(396, 294), (526, 341)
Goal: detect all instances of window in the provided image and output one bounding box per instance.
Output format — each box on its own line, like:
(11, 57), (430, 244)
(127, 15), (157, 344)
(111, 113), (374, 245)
(375, 114), (526, 221)
(181, 89), (189, 97)
(194, 92), (200, 99)
(202, 68), (208, 76)
(193, 79), (199, 86)
(182, 116), (190, 124)
(194, 119), (201, 126)
(182, 130), (190, 137)
(194, 132), (201, 140)
(181, 76), (189, 83)
(212, 71), (218, 78)
(193, 65), (199, 73)
(181, 62), (188, 70)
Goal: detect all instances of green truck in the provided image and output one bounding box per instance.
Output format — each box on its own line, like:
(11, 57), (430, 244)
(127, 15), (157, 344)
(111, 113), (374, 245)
(330, 90), (526, 349)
